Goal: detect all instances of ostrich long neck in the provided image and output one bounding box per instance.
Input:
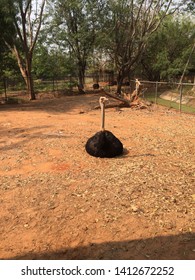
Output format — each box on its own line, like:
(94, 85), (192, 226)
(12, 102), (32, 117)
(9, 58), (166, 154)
(100, 101), (105, 131)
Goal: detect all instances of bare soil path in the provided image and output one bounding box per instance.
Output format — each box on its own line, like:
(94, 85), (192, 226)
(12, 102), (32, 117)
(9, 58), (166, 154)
(0, 93), (195, 259)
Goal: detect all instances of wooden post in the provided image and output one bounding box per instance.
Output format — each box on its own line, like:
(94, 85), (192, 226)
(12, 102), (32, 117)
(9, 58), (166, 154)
(52, 77), (55, 91)
(3, 78), (7, 101)
(135, 79), (141, 94)
(179, 83), (183, 112)
(155, 82), (158, 104)
(69, 75), (73, 90)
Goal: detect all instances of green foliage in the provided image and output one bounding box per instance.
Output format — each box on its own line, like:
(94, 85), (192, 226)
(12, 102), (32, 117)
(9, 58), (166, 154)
(0, 0), (17, 47)
(0, 51), (20, 78)
(52, 0), (105, 87)
(1, 0), (195, 89)
(0, 0), (47, 99)
(33, 44), (77, 79)
(146, 94), (195, 113)
(96, 0), (185, 93)
(0, 0), (18, 77)
(140, 16), (195, 80)
(184, 0), (195, 14)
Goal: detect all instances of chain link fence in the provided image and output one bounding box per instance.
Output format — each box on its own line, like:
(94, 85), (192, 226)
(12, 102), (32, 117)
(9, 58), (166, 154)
(0, 76), (195, 114)
(132, 80), (195, 114)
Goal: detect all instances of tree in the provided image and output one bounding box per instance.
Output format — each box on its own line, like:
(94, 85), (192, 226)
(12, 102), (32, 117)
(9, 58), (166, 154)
(185, 0), (195, 13)
(139, 16), (195, 81)
(53, 0), (105, 92)
(103, 0), (180, 94)
(0, 0), (47, 100)
(0, 2), (20, 90)
(33, 43), (77, 79)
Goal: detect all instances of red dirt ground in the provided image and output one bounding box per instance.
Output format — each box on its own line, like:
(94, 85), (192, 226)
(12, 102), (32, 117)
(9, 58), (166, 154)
(0, 92), (195, 260)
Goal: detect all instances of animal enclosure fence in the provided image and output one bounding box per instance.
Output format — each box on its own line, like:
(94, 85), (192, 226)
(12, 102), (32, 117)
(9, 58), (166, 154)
(0, 76), (195, 114)
(133, 80), (195, 114)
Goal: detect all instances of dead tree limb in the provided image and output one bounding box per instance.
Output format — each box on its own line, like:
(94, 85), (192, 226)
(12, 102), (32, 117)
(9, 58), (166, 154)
(95, 80), (151, 110)
(101, 90), (131, 106)
(94, 102), (128, 110)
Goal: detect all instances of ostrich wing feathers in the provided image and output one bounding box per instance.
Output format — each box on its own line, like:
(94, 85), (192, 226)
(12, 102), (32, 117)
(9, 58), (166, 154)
(85, 130), (123, 158)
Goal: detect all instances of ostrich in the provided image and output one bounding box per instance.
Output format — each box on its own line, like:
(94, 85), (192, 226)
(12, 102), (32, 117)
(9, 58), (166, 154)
(85, 97), (123, 158)
(93, 83), (100, 90)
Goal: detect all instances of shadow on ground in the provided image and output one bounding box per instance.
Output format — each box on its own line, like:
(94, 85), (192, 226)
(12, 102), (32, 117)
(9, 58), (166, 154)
(0, 93), (101, 114)
(0, 125), (72, 151)
(8, 232), (195, 260)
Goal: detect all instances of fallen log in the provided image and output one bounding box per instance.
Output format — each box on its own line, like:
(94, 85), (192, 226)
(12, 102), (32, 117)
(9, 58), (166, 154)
(94, 102), (128, 110)
(101, 90), (131, 106)
(95, 88), (151, 110)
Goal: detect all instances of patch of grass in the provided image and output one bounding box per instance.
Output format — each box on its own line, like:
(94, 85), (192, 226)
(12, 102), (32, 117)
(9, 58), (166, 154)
(146, 95), (195, 114)
(34, 80), (78, 92)
(3, 97), (22, 104)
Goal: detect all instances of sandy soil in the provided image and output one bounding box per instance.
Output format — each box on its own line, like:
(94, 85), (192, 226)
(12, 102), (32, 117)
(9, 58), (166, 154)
(0, 92), (195, 260)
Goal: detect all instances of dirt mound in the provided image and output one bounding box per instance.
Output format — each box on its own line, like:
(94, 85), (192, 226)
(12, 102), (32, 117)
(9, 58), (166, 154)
(160, 91), (195, 105)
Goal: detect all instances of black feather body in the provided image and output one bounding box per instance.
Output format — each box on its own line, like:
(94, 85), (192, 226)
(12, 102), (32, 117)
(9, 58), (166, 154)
(85, 130), (123, 158)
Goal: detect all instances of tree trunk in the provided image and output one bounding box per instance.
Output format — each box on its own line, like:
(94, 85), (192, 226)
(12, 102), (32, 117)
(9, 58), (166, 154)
(78, 72), (84, 89)
(12, 46), (35, 100)
(26, 71), (35, 100)
(116, 71), (124, 95)
(21, 69), (35, 100)
(78, 62), (85, 92)
(24, 56), (35, 100)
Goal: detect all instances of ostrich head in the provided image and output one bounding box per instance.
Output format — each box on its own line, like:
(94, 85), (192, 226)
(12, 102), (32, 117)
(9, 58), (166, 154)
(99, 97), (108, 131)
